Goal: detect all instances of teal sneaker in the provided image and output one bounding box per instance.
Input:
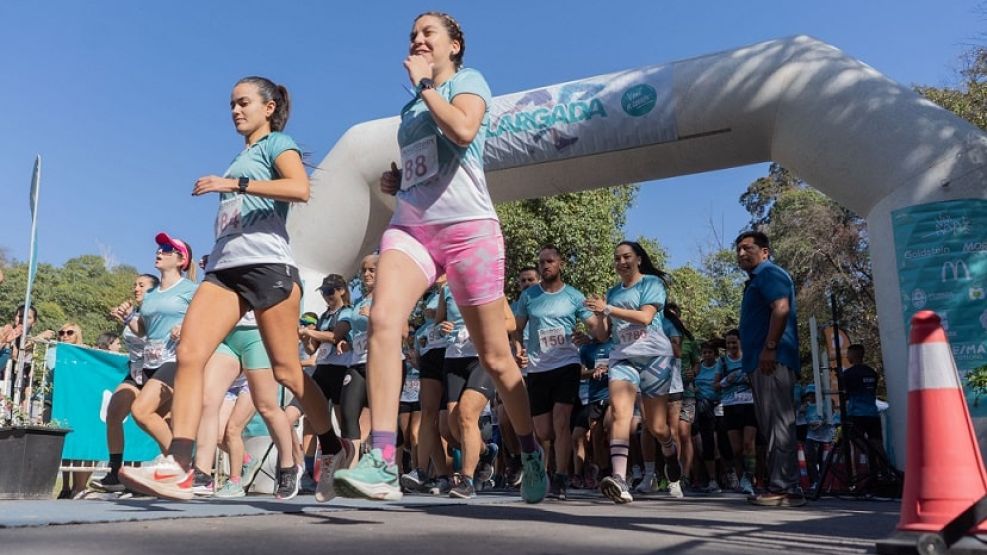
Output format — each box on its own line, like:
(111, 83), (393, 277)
(333, 449), (402, 501)
(214, 480), (246, 498)
(520, 449), (548, 504)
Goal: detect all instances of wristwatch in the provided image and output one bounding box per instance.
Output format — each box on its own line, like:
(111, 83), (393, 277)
(765, 340), (778, 350)
(417, 78), (435, 92)
(237, 176), (249, 194)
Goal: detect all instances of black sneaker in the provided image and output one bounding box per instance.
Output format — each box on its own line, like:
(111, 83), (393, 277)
(601, 475), (633, 504)
(191, 469), (214, 496)
(275, 465), (302, 500)
(91, 472), (126, 494)
(476, 443), (499, 483)
(449, 479), (476, 499)
(549, 474), (568, 500)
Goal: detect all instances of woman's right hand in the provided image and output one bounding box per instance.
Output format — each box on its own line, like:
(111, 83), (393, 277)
(380, 162), (401, 196)
(439, 321), (454, 334)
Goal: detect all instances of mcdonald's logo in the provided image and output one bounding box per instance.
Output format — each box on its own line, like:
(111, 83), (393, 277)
(941, 259), (971, 282)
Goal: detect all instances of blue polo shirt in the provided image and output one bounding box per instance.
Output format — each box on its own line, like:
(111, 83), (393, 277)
(739, 260), (799, 374)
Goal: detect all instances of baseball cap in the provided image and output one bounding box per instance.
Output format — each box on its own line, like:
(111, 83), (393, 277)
(155, 232), (191, 271)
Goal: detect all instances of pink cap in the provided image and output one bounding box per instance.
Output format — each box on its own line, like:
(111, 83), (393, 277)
(909, 310), (948, 345)
(155, 232), (191, 271)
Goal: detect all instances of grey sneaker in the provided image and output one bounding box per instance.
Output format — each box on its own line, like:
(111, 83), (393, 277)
(315, 440), (355, 503)
(299, 472), (318, 495)
(90, 473), (126, 494)
(400, 469), (426, 493)
(449, 479), (476, 499)
(601, 475), (633, 504)
(476, 443), (499, 484)
(275, 465), (302, 500)
(191, 469), (214, 497)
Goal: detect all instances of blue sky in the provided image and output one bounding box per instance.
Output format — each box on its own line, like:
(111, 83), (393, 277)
(1, 0), (982, 274)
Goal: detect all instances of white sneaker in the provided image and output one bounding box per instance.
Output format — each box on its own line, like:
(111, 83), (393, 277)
(634, 473), (659, 494)
(725, 470), (739, 491)
(118, 455), (194, 500)
(315, 440), (355, 503)
(668, 481), (684, 499)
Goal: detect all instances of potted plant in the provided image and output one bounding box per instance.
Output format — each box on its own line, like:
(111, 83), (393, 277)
(0, 393), (71, 499)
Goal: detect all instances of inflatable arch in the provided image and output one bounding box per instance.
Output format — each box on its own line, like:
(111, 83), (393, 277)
(289, 36), (987, 466)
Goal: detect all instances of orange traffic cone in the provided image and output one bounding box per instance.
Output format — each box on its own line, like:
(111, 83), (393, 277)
(877, 311), (987, 554)
(797, 443), (811, 491)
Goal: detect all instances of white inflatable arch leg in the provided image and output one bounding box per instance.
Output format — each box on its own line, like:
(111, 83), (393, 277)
(290, 35), (987, 466)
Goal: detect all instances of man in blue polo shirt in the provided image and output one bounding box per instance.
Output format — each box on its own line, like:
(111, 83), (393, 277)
(736, 230), (804, 507)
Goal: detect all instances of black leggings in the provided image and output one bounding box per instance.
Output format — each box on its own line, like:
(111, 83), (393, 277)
(340, 365), (368, 440)
(695, 400), (733, 463)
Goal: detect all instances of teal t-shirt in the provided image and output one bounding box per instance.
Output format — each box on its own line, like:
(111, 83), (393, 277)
(719, 354), (753, 406)
(341, 296), (371, 366)
(315, 306), (353, 366)
(417, 289), (449, 355)
(579, 341), (613, 403)
(605, 275), (673, 361)
(392, 68), (496, 226)
(208, 131), (302, 272)
(695, 361), (720, 401)
(140, 278), (197, 368)
(516, 284), (592, 373)
(443, 286), (477, 359)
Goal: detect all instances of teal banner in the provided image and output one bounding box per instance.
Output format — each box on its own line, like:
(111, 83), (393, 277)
(51, 344), (159, 461)
(893, 199), (987, 414)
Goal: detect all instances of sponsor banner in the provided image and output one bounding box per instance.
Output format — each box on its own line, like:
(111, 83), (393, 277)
(52, 344), (159, 462)
(892, 199), (987, 413)
(485, 65), (677, 170)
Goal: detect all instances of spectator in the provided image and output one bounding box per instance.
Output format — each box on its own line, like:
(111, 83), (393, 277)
(843, 343), (886, 460)
(96, 332), (122, 352)
(735, 230), (804, 507)
(55, 321), (89, 498)
(57, 322), (84, 346)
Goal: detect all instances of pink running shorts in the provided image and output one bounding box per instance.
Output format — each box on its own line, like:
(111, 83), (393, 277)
(380, 218), (505, 306)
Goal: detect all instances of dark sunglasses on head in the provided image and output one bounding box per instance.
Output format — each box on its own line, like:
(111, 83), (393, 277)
(58, 329), (76, 337)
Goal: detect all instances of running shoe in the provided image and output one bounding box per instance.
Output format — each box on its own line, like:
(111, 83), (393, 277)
(549, 474), (567, 500)
(118, 455), (194, 500)
(668, 481), (685, 499)
(275, 464), (303, 500)
(600, 475), (633, 504)
(739, 474), (755, 496)
(428, 476), (451, 495)
(702, 480), (722, 494)
(570, 474), (585, 490)
(241, 455), (263, 487)
(214, 480), (246, 499)
(90, 473), (126, 494)
(333, 448), (402, 501)
(476, 443), (499, 484)
(191, 469), (214, 497)
(634, 473), (659, 494)
(520, 449), (548, 504)
(315, 439), (355, 503)
(400, 469), (426, 493)
(300, 472), (318, 495)
(725, 470), (740, 491)
(449, 479), (476, 499)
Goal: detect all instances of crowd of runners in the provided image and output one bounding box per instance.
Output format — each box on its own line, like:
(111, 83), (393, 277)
(35, 10), (863, 509)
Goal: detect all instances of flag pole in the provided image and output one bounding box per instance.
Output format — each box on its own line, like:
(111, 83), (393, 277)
(13, 155), (42, 421)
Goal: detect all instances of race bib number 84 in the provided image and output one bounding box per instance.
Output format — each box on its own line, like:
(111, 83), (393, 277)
(400, 136), (439, 190)
(215, 195), (243, 239)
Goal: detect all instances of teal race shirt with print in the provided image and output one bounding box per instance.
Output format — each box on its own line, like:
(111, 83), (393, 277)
(605, 274), (673, 361)
(392, 68), (496, 226)
(515, 284), (592, 373)
(208, 132), (301, 272)
(140, 278), (197, 368)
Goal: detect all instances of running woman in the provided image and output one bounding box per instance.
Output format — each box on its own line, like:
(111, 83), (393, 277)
(694, 342), (723, 493)
(587, 241), (683, 504)
(128, 234), (197, 456)
(334, 12), (548, 503)
(513, 245), (599, 500)
(302, 274), (353, 427)
(90, 273), (160, 493)
(120, 77), (347, 501)
(719, 329), (757, 495)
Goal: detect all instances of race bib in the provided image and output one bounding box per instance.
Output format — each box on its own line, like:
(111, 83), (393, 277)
(537, 326), (566, 352)
(143, 340), (166, 368)
(400, 136), (439, 190)
(401, 377), (421, 402)
(594, 358), (609, 370)
(733, 390), (754, 404)
(428, 326), (444, 344)
(618, 326), (647, 345)
(215, 195), (243, 239)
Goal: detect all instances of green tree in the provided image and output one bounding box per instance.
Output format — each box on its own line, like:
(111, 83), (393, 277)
(916, 47), (987, 130)
(497, 185), (667, 299)
(0, 256), (137, 345)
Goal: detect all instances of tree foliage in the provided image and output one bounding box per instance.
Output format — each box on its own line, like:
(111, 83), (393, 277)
(497, 185), (668, 299)
(0, 256), (137, 344)
(916, 47), (987, 130)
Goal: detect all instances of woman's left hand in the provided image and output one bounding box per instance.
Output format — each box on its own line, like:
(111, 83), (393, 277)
(193, 175), (237, 196)
(404, 55), (433, 86)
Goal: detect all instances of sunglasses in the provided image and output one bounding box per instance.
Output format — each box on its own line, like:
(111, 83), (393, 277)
(58, 329), (76, 337)
(157, 244), (177, 254)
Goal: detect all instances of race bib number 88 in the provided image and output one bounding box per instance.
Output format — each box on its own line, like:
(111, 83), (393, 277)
(400, 136), (439, 190)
